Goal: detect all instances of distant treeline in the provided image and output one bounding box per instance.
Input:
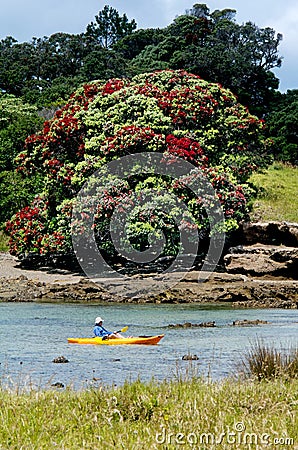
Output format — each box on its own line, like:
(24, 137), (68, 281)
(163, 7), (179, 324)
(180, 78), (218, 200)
(0, 4), (287, 115)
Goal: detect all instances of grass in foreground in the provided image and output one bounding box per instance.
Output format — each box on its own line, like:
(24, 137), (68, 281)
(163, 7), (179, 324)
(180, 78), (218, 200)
(240, 340), (298, 381)
(249, 162), (298, 222)
(0, 377), (297, 449)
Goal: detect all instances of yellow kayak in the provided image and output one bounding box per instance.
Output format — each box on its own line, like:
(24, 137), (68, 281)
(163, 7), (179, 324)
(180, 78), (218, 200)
(67, 334), (164, 345)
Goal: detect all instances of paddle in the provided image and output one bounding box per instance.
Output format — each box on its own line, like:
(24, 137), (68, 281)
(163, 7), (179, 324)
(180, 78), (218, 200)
(115, 326), (128, 334)
(102, 326), (129, 341)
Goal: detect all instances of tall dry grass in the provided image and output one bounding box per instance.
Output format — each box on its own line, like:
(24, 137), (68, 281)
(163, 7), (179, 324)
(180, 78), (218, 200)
(240, 339), (298, 381)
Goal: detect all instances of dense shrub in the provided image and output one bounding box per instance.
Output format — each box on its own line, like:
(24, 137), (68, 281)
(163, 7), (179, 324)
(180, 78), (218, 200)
(6, 70), (272, 260)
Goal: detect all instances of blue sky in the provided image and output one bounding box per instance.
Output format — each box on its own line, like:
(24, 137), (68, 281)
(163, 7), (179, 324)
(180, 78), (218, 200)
(1, 0), (297, 92)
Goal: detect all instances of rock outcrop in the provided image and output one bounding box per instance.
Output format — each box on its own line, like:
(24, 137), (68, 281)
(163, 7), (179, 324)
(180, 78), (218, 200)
(52, 356), (69, 363)
(231, 221), (298, 246)
(224, 244), (298, 278)
(225, 221), (298, 280)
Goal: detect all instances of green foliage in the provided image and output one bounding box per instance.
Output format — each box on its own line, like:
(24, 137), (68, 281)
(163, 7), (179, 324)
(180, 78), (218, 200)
(266, 90), (298, 164)
(0, 94), (42, 170)
(0, 171), (43, 225)
(129, 5), (282, 115)
(0, 230), (9, 251)
(0, 38), (33, 97)
(6, 70), (270, 258)
(249, 163), (298, 222)
(114, 28), (164, 60)
(0, 94), (43, 226)
(22, 75), (86, 109)
(85, 5), (137, 49)
(0, 4), (284, 118)
(79, 48), (128, 81)
(0, 7), (135, 103)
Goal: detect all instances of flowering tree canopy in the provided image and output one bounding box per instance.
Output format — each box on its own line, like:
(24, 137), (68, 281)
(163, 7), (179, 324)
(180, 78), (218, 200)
(7, 70), (272, 260)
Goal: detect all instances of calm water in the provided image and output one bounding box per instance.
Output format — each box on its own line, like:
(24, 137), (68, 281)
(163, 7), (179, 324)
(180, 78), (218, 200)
(0, 302), (297, 390)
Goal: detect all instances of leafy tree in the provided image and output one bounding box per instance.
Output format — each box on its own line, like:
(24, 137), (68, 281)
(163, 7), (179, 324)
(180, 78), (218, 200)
(129, 37), (178, 73)
(130, 4), (282, 116)
(22, 75), (86, 109)
(0, 34), (87, 100)
(0, 38), (36, 96)
(0, 4), (284, 118)
(0, 7), (137, 105)
(6, 70), (272, 259)
(0, 94), (43, 224)
(80, 48), (128, 80)
(0, 171), (43, 224)
(85, 5), (137, 49)
(29, 33), (87, 81)
(114, 28), (164, 60)
(0, 94), (42, 171)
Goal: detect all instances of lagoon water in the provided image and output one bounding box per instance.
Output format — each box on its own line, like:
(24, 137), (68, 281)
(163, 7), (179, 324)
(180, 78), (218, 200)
(0, 302), (297, 390)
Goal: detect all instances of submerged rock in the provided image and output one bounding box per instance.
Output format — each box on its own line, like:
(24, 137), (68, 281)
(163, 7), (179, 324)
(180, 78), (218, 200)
(52, 356), (69, 363)
(169, 321), (216, 328)
(182, 354), (199, 360)
(232, 319), (270, 326)
(51, 382), (65, 388)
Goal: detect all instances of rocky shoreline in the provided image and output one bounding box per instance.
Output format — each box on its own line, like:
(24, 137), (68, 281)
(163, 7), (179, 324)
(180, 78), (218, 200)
(0, 221), (297, 308)
(0, 263), (297, 308)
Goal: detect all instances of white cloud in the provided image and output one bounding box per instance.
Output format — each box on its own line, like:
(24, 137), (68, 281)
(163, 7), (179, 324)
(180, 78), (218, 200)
(269, 4), (298, 54)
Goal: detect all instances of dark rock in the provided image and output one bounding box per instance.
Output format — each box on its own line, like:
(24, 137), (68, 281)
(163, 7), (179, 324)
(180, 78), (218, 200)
(52, 356), (69, 363)
(232, 222), (298, 247)
(51, 382), (65, 388)
(169, 321), (216, 328)
(182, 354), (199, 360)
(199, 321), (215, 327)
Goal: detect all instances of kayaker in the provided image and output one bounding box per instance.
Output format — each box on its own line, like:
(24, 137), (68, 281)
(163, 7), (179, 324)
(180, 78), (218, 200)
(93, 317), (124, 339)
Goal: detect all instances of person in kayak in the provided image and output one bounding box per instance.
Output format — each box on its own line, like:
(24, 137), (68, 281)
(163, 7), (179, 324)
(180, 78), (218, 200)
(93, 317), (124, 339)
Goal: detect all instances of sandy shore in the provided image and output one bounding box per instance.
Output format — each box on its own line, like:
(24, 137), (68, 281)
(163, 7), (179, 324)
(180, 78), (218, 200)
(0, 253), (81, 285)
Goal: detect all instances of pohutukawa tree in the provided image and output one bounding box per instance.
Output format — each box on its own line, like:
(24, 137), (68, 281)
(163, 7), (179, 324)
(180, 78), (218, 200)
(6, 70), (272, 262)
